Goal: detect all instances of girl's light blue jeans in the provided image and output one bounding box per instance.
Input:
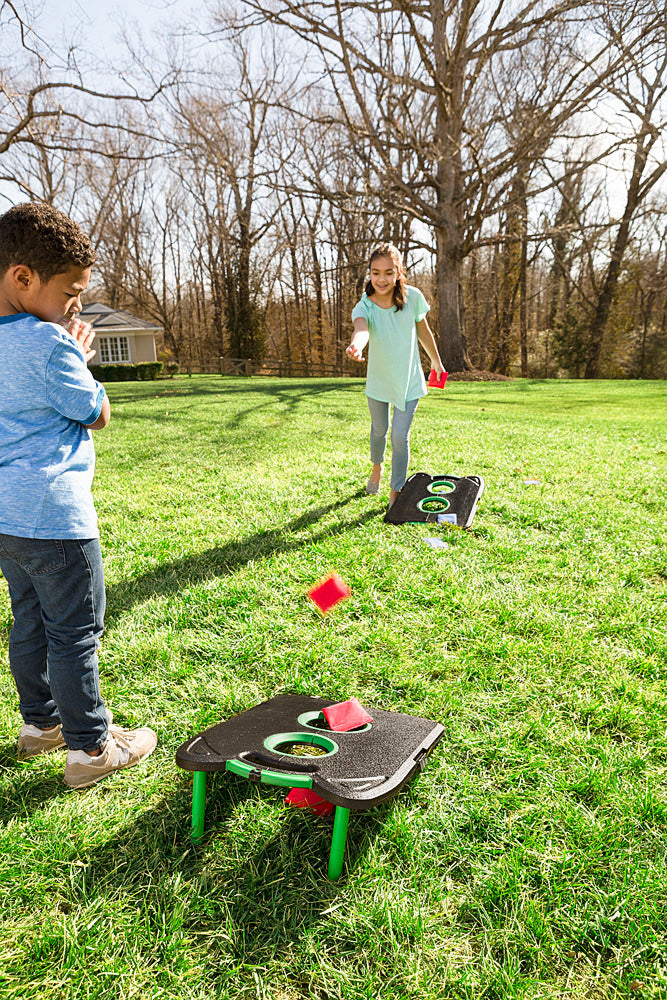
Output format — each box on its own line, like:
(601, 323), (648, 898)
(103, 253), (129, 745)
(0, 534), (110, 752)
(366, 395), (420, 491)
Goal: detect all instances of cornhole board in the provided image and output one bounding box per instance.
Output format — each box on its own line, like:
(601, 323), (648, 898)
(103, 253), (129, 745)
(384, 473), (484, 528)
(175, 694), (443, 880)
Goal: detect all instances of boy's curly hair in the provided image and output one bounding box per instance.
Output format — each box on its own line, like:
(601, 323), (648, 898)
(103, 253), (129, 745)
(0, 202), (96, 282)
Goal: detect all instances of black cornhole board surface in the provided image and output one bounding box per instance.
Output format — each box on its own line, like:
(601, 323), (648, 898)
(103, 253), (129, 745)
(176, 693), (444, 810)
(384, 473), (484, 528)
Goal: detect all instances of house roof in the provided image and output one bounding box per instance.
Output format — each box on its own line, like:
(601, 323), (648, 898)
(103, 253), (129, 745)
(80, 302), (162, 333)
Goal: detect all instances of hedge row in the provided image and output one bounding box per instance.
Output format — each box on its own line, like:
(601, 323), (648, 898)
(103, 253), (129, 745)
(89, 362), (163, 382)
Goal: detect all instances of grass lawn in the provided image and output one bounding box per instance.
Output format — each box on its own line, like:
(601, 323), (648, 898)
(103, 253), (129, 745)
(1, 375), (666, 1000)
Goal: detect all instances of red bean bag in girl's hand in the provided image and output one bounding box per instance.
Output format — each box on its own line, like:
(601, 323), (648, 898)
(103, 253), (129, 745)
(428, 369), (448, 389)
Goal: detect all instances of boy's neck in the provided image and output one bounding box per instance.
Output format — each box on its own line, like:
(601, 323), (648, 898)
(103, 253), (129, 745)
(0, 284), (23, 318)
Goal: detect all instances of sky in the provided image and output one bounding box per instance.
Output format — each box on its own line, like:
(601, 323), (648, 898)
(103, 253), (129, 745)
(0, 0), (208, 206)
(33, 0), (187, 50)
(23, 0), (208, 79)
(5, 1), (665, 225)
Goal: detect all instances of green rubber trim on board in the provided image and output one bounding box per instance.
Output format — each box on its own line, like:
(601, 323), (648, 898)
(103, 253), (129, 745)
(225, 758), (313, 788)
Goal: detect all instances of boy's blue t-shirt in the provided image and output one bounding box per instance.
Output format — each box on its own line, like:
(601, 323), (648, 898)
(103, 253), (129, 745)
(0, 313), (106, 539)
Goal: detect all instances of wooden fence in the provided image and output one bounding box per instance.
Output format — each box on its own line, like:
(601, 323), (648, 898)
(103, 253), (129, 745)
(178, 357), (365, 378)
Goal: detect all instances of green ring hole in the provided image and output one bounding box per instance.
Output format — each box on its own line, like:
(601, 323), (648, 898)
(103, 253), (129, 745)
(297, 710), (372, 734)
(417, 496), (451, 513)
(264, 731), (339, 757)
(428, 480), (456, 495)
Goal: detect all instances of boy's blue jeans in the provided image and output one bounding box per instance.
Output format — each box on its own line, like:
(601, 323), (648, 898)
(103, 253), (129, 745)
(367, 396), (420, 491)
(0, 534), (110, 752)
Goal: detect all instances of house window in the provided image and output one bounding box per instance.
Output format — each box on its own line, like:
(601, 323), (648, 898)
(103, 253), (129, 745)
(98, 336), (130, 363)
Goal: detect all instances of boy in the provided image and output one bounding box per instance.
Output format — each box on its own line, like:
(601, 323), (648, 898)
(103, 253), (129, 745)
(0, 201), (157, 788)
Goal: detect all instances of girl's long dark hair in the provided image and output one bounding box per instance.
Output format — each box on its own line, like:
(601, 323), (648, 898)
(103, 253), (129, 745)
(364, 242), (407, 310)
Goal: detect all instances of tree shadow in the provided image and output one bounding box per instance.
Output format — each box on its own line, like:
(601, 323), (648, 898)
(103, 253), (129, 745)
(1, 494), (384, 639)
(221, 380), (362, 429)
(108, 377), (362, 411)
(104, 492), (384, 624)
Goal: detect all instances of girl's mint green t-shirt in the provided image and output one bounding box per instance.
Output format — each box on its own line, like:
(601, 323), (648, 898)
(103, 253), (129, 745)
(351, 285), (429, 410)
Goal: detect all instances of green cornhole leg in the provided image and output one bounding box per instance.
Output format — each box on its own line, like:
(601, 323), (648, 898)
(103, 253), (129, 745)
(327, 806), (350, 880)
(191, 771), (207, 844)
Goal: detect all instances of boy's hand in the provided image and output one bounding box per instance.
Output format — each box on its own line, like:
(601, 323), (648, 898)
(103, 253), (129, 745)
(66, 317), (96, 362)
(346, 344), (364, 363)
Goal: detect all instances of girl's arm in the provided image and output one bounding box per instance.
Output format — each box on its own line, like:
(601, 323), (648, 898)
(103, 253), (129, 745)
(346, 317), (370, 362)
(417, 318), (445, 374)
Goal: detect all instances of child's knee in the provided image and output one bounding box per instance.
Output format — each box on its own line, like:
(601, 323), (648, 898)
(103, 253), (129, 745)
(371, 423), (389, 440)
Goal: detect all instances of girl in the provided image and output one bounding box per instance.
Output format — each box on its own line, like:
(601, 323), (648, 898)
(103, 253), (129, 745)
(346, 242), (445, 506)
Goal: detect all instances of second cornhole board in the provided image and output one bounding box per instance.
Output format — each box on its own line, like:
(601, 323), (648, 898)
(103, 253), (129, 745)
(384, 473), (484, 528)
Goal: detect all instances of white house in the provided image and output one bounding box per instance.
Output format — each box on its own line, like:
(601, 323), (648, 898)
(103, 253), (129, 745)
(79, 302), (162, 365)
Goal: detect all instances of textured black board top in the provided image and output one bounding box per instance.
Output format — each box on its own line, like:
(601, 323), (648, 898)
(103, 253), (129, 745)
(384, 472), (484, 528)
(175, 694), (444, 810)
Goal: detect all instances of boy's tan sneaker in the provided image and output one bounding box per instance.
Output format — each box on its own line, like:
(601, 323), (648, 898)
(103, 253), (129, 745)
(18, 723), (66, 759)
(18, 709), (114, 761)
(64, 724), (157, 789)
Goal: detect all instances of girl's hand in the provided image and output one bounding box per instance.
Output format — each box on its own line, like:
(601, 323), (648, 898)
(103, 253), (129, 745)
(346, 343), (364, 363)
(432, 361), (445, 376)
(67, 317), (97, 362)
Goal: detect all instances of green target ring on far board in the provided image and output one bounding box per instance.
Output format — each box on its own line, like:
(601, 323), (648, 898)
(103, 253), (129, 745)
(428, 480), (456, 495)
(417, 496), (451, 513)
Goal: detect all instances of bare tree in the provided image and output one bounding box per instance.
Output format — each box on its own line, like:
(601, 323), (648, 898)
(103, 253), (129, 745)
(584, 1), (667, 376)
(0, 1), (173, 201)
(166, 35), (294, 363)
(230, 0), (647, 373)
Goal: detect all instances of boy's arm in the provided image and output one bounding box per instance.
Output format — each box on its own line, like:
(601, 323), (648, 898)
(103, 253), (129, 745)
(45, 319), (111, 429)
(84, 394), (110, 429)
(346, 317), (370, 362)
(66, 316), (111, 429)
(417, 318), (445, 374)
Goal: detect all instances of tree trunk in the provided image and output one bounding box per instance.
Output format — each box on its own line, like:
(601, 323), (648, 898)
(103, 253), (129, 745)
(585, 122), (655, 378)
(518, 178), (529, 377)
(310, 236), (324, 365)
(435, 225), (470, 371)
(584, 212), (634, 378)
(430, 0), (471, 372)
(520, 233), (528, 377)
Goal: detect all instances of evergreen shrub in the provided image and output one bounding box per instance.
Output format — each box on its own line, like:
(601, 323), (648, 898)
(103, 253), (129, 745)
(89, 362), (163, 382)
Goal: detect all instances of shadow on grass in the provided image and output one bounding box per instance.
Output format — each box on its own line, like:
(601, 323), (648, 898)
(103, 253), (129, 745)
(104, 492), (383, 624)
(0, 764), (391, 970)
(222, 380), (362, 429)
(76, 775), (392, 967)
(0, 748), (68, 819)
(107, 379), (365, 446)
(109, 377), (362, 409)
